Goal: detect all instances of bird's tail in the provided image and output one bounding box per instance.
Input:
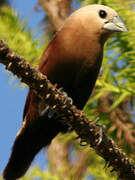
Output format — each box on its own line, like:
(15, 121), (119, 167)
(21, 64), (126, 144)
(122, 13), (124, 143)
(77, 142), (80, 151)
(3, 114), (63, 180)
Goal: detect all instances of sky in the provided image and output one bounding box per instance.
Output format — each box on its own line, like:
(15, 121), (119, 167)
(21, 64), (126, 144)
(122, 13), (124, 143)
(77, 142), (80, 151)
(0, 0), (47, 174)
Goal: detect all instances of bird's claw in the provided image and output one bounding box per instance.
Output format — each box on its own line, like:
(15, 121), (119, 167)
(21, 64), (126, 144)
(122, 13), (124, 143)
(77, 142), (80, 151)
(93, 117), (106, 146)
(96, 126), (103, 145)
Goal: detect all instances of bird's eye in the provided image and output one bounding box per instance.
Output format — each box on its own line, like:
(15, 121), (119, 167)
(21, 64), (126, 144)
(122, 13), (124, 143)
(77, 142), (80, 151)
(99, 10), (107, 18)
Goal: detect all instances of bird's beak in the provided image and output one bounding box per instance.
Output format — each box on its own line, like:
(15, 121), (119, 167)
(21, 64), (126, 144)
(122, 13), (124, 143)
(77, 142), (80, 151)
(103, 16), (127, 32)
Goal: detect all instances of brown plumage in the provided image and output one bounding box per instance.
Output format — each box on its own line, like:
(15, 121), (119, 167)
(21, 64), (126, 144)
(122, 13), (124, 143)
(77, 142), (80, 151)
(3, 4), (127, 180)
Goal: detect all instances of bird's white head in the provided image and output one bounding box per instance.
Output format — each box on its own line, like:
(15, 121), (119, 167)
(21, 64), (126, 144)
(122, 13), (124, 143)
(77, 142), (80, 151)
(64, 4), (127, 43)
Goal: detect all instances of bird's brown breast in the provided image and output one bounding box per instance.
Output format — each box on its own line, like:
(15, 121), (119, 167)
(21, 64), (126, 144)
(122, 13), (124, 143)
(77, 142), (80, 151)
(38, 28), (103, 109)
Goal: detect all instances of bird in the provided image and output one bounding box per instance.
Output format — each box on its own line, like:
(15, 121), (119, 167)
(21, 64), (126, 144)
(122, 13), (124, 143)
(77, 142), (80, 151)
(3, 4), (127, 180)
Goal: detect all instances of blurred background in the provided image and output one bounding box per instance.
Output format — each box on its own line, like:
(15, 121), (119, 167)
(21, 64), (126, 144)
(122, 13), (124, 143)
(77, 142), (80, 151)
(0, 0), (135, 179)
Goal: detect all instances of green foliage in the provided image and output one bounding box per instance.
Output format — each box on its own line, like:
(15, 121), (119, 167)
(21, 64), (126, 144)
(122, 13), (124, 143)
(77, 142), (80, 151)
(17, 149), (117, 180)
(21, 166), (62, 180)
(0, 6), (46, 87)
(0, 6), (45, 66)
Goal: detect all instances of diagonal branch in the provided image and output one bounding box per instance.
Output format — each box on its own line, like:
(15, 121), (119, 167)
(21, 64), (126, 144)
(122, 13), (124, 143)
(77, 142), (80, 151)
(0, 39), (135, 180)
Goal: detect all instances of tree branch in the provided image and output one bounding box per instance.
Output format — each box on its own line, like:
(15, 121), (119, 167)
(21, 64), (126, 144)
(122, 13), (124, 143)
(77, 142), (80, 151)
(0, 39), (135, 180)
(47, 137), (72, 179)
(73, 151), (90, 180)
(37, 0), (71, 31)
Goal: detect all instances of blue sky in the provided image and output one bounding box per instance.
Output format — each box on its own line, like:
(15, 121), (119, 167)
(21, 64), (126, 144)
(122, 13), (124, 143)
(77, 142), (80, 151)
(0, 0), (47, 173)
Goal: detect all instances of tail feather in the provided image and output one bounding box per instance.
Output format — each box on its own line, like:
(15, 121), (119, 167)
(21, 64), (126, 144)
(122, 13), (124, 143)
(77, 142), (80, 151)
(3, 115), (62, 180)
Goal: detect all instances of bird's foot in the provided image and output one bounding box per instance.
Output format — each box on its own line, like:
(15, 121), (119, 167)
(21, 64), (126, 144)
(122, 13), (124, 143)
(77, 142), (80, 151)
(94, 117), (106, 146)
